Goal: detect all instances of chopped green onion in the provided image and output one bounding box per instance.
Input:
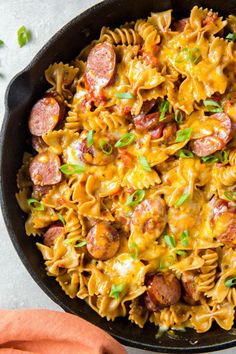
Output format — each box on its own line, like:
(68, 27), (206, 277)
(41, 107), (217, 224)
(109, 283), (125, 299)
(221, 150), (229, 163)
(138, 156), (151, 172)
(226, 33), (236, 41)
(99, 140), (113, 155)
(57, 213), (65, 225)
(175, 250), (187, 256)
(164, 235), (176, 248)
(64, 237), (80, 244)
(174, 110), (183, 124)
(201, 155), (219, 163)
(184, 47), (200, 64)
(175, 128), (192, 143)
(27, 198), (44, 211)
(75, 240), (87, 248)
(87, 129), (94, 147)
(115, 92), (134, 99)
(126, 189), (145, 207)
(159, 100), (169, 121)
(225, 277), (236, 287)
(60, 163), (85, 175)
(177, 149), (194, 159)
(17, 25), (30, 48)
(175, 192), (190, 207)
(159, 255), (174, 270)
(181, 230), (189, 247)
(129, 242), (139, 260)
(115, 133), (136, 148)
(203, 99), (223, 113)
(224, 191), (236, 202)
(0, 40), (4, 47)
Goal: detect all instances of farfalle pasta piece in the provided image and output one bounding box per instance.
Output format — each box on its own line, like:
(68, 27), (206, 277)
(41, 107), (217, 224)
(42, 181), (73, 209)
(64, 208), (83, 240)
(30, 207), (58, 229)
(148, 10), (172, 32)
(16, 188), (31, 213)
(42, 129), (79, 155)
(56, 269), (80, 298)
(129, 298), (149, 328)
(121, 162), (161, 189)
(25, 214), (42, 236)
(150, 304), (191, 329)
(190, 6), (227, 35)
(45, 62), (79, 98)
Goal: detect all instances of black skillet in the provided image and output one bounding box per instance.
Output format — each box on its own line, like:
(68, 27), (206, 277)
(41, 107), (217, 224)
(1, 0), (236, 352)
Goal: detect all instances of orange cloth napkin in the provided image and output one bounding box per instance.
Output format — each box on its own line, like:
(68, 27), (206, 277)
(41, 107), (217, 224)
(0, 309), (127, 354)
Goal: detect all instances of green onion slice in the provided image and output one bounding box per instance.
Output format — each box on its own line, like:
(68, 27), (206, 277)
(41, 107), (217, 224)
(115, 92), (134, 99)
(177, 149), (194, 159)
(115, 133), (136, 148)
(126, 189), (145, 207)
(175, 250), (187, 256)
(203, 99), (223, 113)
(226, 33), (236, 41)
(224, 191), (236, 202)
(75, 240), (87, 248)
(181, 230), (189, 247)
(99, 140), (113, 155)
(87, 129), (94, 147)
(159, 100), (169, 121)
(164, 235), (176, 248)
(17, 25), (30, 47)
(57, 213), (65, 225)
(184, 47), (200, 64)
(175, 192), (190, 207)
(175, 128), (192, 143)
(201, 155), (219, 163)
(138, 156), (151, 172)
(0, 40), (4, 47)
(109, 283), (125, 299)
(225, 277), (236, 287)
(174, 110), (183, 124)
(60, 163), (85, 175)
(129, 242), (139, 260)
(27, 198), (44, 211)
(64, 237), (80, 244)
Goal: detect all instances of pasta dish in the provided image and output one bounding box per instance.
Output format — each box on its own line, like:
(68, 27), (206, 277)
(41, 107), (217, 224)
(16, 6), (236, 334)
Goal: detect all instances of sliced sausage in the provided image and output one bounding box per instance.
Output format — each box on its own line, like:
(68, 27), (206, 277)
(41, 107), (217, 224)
(29, 151), (62, 186)
(32, 185), (52, 200)
(172, 18), (189, 32)
(43, 225), (64, 247)
(181, 271), (200, 305)
(86, 222), (120, 260)
(219, 217), (236, 247)
(139, 99), (157, 116)
(144, 272), (181, 310)
(85, 42), (116, 94)
(131, 197), (167, 239)
(31, 136), (48, 153)
(29, 96), (64, 136)
(191, 113), (231, 157)
(134, 112), (173, 133)
(149, 124), (165, 139)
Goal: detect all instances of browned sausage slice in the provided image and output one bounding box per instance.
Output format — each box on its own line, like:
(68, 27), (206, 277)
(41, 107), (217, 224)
(85, 42), (116, 94)
(44, 225), (64, 247)
(29, 97), (63, 136)
(31, 136), (48, 153)
(86, 222), (120, 260)
(172, 18), (190, 32)
(29, 151), (62, 186)
(144, 272), (181, 310)
(32, 185), (52, 200)
(191, 113), (231, 157)
(181, 271), (200, 305)
(219, 217), (236, 247)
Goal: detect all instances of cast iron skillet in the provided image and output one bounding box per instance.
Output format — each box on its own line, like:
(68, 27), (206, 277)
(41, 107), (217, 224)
(1, 0), (236, 352)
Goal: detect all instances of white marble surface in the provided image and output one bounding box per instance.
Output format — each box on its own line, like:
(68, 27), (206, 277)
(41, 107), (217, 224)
(0, 1), (234, 353)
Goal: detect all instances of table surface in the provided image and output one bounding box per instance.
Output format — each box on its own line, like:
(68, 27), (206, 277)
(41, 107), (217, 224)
(0, 1), (234, 353)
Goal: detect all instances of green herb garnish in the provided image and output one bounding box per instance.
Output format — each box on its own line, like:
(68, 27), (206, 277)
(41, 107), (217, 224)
(126, 189), (145, 207)
(60, 163), (85, 175)
(87, 129), (94, 147)
(109, 283), (125, 299)
(175, 128), (192, 143)
(129, 242), (139, 260)
(225, 277), (236, 287)
(164, 235), (176, 248)
(201, 150), (229, 164)
(17, 25), (30, 48)
(203, 99), (223, 113)
(64, 237), (80, 244)
(184, 47), (200, 64)
(177, 149), (194, 159)
(57, 213), (65, 225)
(27, 198), (44, 211)
(99, 140), (113, 155)
(175, 193), (190, 207)
(115, 133), (135, 148)
(224, 191), (236, 202)
(138, 156), (151, 172)
(181, 230), (189, 247)
(174, 110), (183, 124)
(115, 92), (134, 99)
(226, 33), (236, 41)
(75, 240), (87, 248)
(0, 40), (4, 47)
(159, 100), (169, 121)
(175, 250), (187, 256)
(201, 155), (219, 163)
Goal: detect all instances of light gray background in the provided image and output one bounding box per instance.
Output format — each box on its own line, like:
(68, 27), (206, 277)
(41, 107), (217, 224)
(0, 1), (234, 353)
